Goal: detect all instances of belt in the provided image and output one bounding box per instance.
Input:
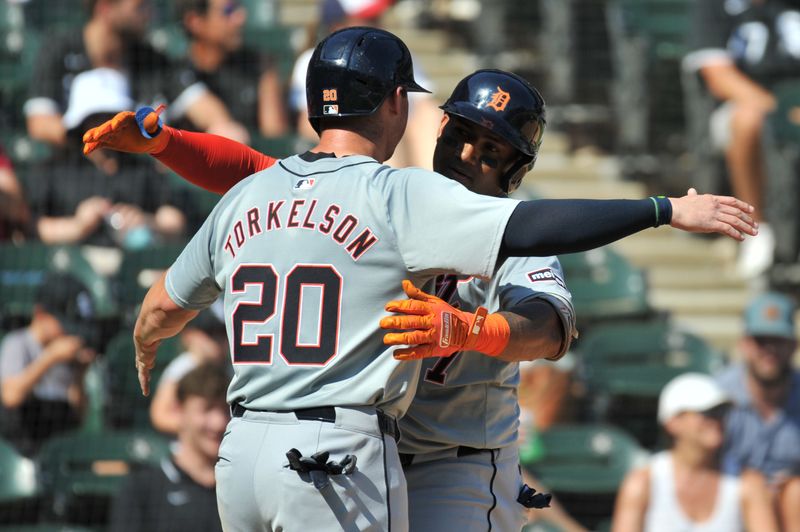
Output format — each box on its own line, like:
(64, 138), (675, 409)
(231, 403), (400, 443)
(399, 446), (495, 467)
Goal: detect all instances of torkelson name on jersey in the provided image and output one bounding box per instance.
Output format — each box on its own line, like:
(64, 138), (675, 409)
(223, 198), (379, 262)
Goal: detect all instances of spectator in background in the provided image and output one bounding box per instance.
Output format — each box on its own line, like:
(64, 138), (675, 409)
(717, 292), (800, 532)
(612, 373), (777, 532)
(0, 273), (98, 456)
(23, 0), (247, 147)
(110, 363), (229, 532)
(0, 145), (31, 242)
(175, 0), (288, 138)
(289, 0), (440, 169)
(25, 68), (188, 248)
(684, 0), (800, 278)
(150, 302), (230, 434)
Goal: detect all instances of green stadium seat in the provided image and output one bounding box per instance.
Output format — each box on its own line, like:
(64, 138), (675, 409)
(37, 429), (170, 526)
(103, 330), (180, 429)
(522, 522), (563, 532)
(79, 363), (106, 435)
(524, 424), (645, 493)
(558, 248), (650, 326)
(769, 80), (800, 145)
(578, 319), (724, 397)
(0, 244), (116, 321)
(115, 244), (185, 310)
(606, 0), (691, 154)
(22, 1), (87, 33)
(576, 318), (723, 448)
(0, 440), (38, 503)
(764, 79), (800, 263)
(0, 438), (39, 525)
(523, 424), (647, 530)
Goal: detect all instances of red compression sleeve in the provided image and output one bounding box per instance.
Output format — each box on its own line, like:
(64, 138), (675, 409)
(153, 127), (278, 195)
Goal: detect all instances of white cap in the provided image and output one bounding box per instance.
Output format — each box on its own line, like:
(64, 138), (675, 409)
(62, 68), (134, 130)
(657, 372), (730, 424)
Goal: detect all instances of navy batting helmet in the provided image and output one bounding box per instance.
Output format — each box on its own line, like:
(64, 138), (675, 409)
(306, 26), (430, 134)
(441, 69), (546, 193)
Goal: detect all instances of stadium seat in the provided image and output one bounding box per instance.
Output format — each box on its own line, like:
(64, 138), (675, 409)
(115, 244), (185, 311)
(37, 430), (170, 526)
(0, 438), (39, 525)
(558, 248), (651, 327)
(103, 330), (180, 429)
(606, 0), (691, 155)
(22, 1), (87, 33)
(523, 424), (646, 530)
(578, 318), (724, 396)
(0, 244), (116, 322)
(764, 79), (800, 264)
(79, 363), (106, 436)
(522, 522), (563, 532)
(576, 318), (724, 448)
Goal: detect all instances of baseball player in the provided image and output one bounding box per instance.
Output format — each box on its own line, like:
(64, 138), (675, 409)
(88, 69), (567, 531)
(87, 27), (756, 532)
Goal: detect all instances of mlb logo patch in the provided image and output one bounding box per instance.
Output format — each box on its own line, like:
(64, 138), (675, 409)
(294, 178), (316, 190)
(527, 268), (566, 289)
(323, 104), (339, 115)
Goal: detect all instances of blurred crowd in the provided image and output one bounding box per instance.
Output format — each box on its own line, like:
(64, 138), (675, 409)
(0, 0), (799, 531)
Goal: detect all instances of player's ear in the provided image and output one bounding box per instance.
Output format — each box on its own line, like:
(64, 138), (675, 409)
(437, 114), (450, 139)
(386, 87), (407, 117)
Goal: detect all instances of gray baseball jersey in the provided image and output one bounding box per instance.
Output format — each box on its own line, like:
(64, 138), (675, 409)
(399, 255), (576, 454)
(164, 153), (520, 419)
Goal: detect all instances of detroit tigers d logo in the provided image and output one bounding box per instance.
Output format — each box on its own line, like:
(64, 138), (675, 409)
(487, 86), (510, 112)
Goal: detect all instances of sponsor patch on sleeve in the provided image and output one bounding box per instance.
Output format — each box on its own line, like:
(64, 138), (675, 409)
(526, 267), (566, 289)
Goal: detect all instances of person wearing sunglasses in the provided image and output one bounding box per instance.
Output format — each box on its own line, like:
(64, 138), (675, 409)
(613, 372), (777, 532)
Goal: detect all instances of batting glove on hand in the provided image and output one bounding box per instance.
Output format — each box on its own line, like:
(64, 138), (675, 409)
(380, 280), (509, 360)
(83, 105), (170, 155)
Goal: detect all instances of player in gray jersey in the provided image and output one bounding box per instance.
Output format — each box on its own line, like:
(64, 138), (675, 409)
(379, 70), (577, 531)
(89, 28), (757, 532)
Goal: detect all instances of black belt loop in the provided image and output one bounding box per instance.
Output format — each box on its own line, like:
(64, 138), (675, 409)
(377, 410), (401, 443)
(399, 453), (414, 467)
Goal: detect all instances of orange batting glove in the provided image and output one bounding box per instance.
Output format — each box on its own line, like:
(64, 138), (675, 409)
(380, 280), (510, 360)
(83, 105), (170, 155)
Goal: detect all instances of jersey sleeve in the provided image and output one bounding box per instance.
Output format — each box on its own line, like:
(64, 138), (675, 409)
(495, 256), (578, 357)
(164, 208), (222, 310)
(155, 128), (278, 195)
(381, 168), (519, 278)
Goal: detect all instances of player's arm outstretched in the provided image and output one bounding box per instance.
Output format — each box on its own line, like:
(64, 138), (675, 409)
(84, 108), (756, 244)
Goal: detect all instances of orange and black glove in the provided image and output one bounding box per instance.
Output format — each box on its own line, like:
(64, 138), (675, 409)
(83, 105), (170, 155)
(380, 280), (510, 360)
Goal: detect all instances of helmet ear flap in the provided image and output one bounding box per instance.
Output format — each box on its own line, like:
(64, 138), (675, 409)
(502, 154), (535, 194)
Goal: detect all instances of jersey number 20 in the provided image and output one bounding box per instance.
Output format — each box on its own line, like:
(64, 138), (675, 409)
(230, 264), (342, 366)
